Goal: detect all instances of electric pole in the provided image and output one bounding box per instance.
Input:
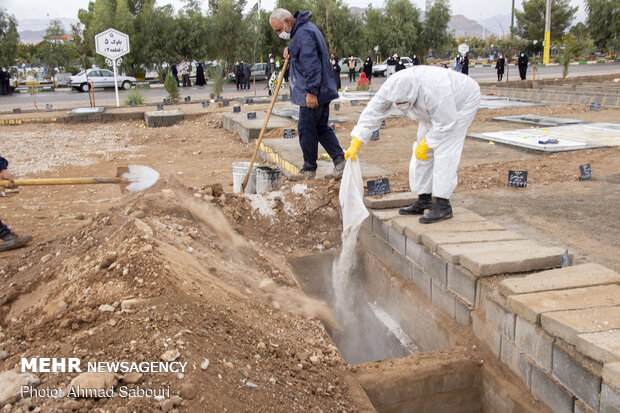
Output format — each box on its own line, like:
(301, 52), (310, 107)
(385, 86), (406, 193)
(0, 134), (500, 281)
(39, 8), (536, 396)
(543, 0), (551, 64)
(510, 0), (515, 40)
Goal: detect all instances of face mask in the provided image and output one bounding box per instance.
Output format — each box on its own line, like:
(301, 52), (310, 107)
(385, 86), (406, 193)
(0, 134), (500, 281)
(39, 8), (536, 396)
(279, 29), (290, 40)
(394, 102), (410, 112)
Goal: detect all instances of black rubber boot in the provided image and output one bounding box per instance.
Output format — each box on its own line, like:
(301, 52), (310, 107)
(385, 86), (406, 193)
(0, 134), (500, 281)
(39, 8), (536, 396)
(0, 232), (32, 252)
(419, 197), (453, 224)
(399, 193), (433, 215)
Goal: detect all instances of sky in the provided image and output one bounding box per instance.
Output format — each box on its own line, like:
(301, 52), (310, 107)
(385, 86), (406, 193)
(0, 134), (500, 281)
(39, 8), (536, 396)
(4, 0), (587, 28)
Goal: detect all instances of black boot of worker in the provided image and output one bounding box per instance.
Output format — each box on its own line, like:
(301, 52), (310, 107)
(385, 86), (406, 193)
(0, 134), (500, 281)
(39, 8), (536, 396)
(399, 193), (433, 215)
(419, 197), (453, 224)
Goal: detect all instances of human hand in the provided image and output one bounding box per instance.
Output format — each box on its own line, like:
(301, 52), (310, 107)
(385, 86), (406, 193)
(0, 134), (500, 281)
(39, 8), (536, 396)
(0, 169), (16, 189)
(344, 137), (363, 161)
(283, 47), (289, 59)
(415, 138), (430, 161)
(306, 93), (318, 109)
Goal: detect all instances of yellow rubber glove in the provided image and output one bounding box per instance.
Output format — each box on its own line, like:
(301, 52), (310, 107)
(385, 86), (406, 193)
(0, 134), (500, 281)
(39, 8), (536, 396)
(344, 137), (363, 161)
(415, 138), (430, 161)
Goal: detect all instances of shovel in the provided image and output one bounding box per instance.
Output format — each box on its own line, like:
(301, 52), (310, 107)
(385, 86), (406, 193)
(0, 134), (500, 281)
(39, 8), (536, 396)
(241, 58), (289, 193)
(0, 165), (160, 193)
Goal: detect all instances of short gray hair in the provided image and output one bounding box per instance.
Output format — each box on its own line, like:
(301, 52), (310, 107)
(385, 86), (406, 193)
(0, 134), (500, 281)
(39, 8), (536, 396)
(270, 8), (293, 24)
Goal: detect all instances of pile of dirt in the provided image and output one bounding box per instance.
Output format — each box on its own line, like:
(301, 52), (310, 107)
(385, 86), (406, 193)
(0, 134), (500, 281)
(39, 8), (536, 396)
(0, 182), (368, 412)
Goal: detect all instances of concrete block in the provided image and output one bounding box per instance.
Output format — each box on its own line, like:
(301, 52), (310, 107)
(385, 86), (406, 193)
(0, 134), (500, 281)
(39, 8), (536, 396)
(485, 298), (516, 341)
(364, 192), (416, 209)
(574, 399), (596, 413)
(601, 383), (620, 413)
(460, 246), (568, 277)
(531, 365), (575, 413)
(455, 298), (471, 326)
(438, 240), (534, 264)
(391, 215), (421, 235)
(360, 216), (372, 232)
(403, 217), (504, 244)
(421, 230), (527, 253)
(370, 208), (402, 222)
(507, 285), (620, 323)
(575, 330), (620, 363)
(388, 225), (406, 257)
(145, 110), (184, 127)
(372, 214), (390, 242)
(357, 227), (376, 252)
(375, 237), (394, 268)
(411, 264), (431, 298)
(447, 264), (477, 306)
(515, 316), (555, 372)
(603, 362), (620, 392)
(472, 310), (501, 358)
(392, 251), (413, 281)
(499, 263), (620, 297)
(500, 336), (533, 390)
(431, 280), (456, 319)
(553, 344), (601, 411)
(406, 238), (447, 285)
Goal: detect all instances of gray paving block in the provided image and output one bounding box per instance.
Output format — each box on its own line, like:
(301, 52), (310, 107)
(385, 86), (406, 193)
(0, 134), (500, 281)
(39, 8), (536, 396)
(358, 227), (376, 252)
(531, 365), (575, 413)
(553, 344), (602, 411)
(375, 237), (394, 268)
(447, 264), (477, 306)
(455, 297), (471, 326)
(400, 215), (503, 243)
(515, 316), (555, 373)
(542, 307), (620, 348)
(601, 383), (620, 413)
(472, 310), (501, 358)
(372, 214), (390, 242)
(421, 230), (527, 253)
(406, 238), (447, 286)
(485, 298), (516, 341)
(500, 335), (533, 390)
(388, 225), (406, 257)
(499, 263), (620, 298)
(431, 280), (456, 319)
(507, 285), (620, 324)
(575, 330), (620, 363)
(603, 362), (620, 392)
(460, 246), (568, 277)
(392, 251), (413, 281)
(438, 240), (537, 265)
(411, 263), (431, 298)
(364, 192), (416, 209)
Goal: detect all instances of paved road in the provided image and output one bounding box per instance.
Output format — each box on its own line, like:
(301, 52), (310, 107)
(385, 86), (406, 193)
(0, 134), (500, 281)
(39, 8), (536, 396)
(1, 63), (618, 111)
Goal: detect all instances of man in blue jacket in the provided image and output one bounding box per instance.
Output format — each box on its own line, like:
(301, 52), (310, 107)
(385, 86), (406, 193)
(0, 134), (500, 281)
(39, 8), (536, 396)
(0, 156), (32, 252)
(270, 8), (345, 179)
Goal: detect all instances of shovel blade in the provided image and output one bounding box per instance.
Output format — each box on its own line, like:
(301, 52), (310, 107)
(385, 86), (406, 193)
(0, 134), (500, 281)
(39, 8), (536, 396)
(116, 165), (160, 192)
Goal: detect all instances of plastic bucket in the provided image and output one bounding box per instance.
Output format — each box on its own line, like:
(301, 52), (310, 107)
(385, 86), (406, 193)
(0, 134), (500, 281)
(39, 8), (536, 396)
(232, 162), (257, 194)
(256, 167), (282, 193)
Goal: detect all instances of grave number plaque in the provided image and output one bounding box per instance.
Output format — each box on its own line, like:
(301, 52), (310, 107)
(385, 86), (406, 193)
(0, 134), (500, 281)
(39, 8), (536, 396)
(247, 112), (257, 120)
(13, 108), (21, 114)
(233, 106), (241, 113)
(350, 100), (358, 106)
(163, 98), (171, 105)
(380, 120), (386, 129)
(579, 164), (592, 181)
(508, 170), (528, 188)
(334, 103), (340, 111)
(222, 101), (230, 107)
(370, 130), (380, 141)
(45, 104), (53, 111)
(184, 96), (191, 102)
(589, 103), (601, 111)
(367, 179), (391, 196)
(284, 129), (296, 139)
(157, 104), (164, 111)
(130, 101), (137, 107)
(202, 101), (209, 108)
(245, 98), (254, 105)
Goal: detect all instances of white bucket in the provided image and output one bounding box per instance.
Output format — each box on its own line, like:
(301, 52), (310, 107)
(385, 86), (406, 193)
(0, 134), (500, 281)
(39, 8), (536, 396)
(232, 162), (258, 194)
(256, 167), (282, 193)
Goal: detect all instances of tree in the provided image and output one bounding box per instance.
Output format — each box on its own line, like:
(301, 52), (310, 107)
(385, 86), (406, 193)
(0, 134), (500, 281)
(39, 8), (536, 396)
(383, 0), (422, 58)
(421, 0), (451, 60)
(39, 20), (74, 85)
(585, 0), (619, 55)
(515, 0), (577, 42)
(0, 10), (20, 67)
(209, 0), (247, 71)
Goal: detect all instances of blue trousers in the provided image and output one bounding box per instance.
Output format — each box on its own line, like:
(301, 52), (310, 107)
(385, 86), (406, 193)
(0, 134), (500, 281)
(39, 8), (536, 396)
(0, 218), (9, 238)
(298, 103), (344, 171)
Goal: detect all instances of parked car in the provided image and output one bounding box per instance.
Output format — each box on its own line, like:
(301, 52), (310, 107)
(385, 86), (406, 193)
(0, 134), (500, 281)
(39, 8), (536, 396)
(372, 57), (414, 76)
(69, 69), (137, 92)
(228, 63), (268, 82)
(338, 57), (363, 73)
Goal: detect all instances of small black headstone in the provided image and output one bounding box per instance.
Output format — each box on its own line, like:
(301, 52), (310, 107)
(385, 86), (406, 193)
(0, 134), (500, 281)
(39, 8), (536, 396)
(130, 101), (137, 107)
(233, 106), (241, 113)
(508, 170), (528, 188)
(590, 102), (601, 111)
(350, 100), (358, 106)
(184, 96), (191, 102)
(222, 101), (230, 107)
(245, 98), (254, 105)
(202, 101), (209, 108)
(157, 104), (164, 111)
(367, 178), (391, 196)
(247, 112), (257, 120)
(216, 96), (224, 102)
(13, 108), (21, 114)
(380, 120), (386, 129)
(579, 164), (592, 181)
(284, 129), (296, 139)
(370, 130), (380, 141)
(163, 98), (171, 105)
(561, 249), (570, 267)
(334, 103), (340, 111)
(280, 94), (289, 100)
(45, 104), (53, 111)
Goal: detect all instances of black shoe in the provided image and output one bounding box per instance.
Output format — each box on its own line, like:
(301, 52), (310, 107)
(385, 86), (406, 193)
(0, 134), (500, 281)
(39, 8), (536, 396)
(332, 159), (345, 180)
(419, 197), (453, 224)
(399, 194), (433, 215)
(289, 168), (316, 181)
(0, 232), (32, 252)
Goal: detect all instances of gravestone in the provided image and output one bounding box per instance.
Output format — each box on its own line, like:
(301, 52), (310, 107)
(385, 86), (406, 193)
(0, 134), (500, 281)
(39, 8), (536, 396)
(245, 98), (254, 105)
(351, 100), (358, 106)
(130, 101), (137, 107)
(222, 101), (230, 107)
(163, 98), (171, 105)
(334, 103), (340, 111)
(284, 129), (296, 139)
(202, 101), (209, 108)
(247, 112), (257, 120)
(45, 104), (53, 111)
(579, 164), (592, 181)
(370, 130), (380, 141)
(590, 103), (601, 111)
(380, 120), (386, 129)
(233, 106), (241, 113)
(367, 178), (391, 196)
(184, 96), (191, 102)
(157, 104), (164, 111)
(508, 170), (528, 188)
(12, 108), (21, 114)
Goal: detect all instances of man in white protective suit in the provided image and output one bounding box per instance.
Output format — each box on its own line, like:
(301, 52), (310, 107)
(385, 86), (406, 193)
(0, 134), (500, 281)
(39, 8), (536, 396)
(344, 66), (481, 224)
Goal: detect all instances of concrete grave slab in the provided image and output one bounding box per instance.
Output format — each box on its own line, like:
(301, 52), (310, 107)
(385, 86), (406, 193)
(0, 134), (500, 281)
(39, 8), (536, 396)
(69, 107), (105, 114)
(603, 362), (620, 391)
(478, 97), (543, 110)
(392, 215), (503, 244)
(542, 306), (620, 347)
(272, 108), (347, 123)
(222, 112), (296, 143)
(438, 240), (537, 265)
(364, 192), (416, 209)
(507, 284), (620, 323)
(499, 263), (620, 297)
(493, 114), (589, 127)
(575, 330), (620, 363)
(145, 110), (184, 127)
(459, 246), (568, 278)
(421, 230), (527, 253)
(259, 138), (393, 179)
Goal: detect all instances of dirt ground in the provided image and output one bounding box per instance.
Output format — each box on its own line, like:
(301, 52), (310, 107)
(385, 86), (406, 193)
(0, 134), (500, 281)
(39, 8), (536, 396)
(0, 100), (619, 412)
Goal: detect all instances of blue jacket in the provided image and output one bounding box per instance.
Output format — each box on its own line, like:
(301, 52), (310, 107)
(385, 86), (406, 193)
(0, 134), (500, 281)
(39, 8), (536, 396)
(0, 156), (7, 171)
(288, 11), (338, 106)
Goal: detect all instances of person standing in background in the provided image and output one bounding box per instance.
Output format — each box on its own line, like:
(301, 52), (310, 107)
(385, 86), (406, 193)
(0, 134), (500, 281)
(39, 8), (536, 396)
(518, 52), (529, 80)
(461, 52), (469, 76)
(412, 54), (420, 65)
(454, 53), (462, 72)
(495, 53), (505, 81)
(348, 56), (357, 83)
(243, 60), (251, 89)
(234, 60), (243, 90)
(195, 63), (205, 86)
(170, 63), (179, 87)
(266, 54), (276, 95)
(363, 56), (373, 84)
(331, 53), (341, 91)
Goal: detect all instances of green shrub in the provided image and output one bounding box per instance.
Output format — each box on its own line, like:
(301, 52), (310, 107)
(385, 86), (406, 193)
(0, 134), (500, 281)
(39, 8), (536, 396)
(164, 70), (180, 103)
(124, 89), (145, 105)
(208, 65), (223, 98)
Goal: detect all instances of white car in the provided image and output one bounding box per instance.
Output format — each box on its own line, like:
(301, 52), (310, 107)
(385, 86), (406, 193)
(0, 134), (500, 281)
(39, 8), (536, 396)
(69, 69), (136, 92)
(372, 57), (414, 77)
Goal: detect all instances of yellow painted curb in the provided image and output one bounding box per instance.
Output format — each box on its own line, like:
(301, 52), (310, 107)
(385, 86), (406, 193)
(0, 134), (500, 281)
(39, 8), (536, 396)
(259, 142), (300, 175)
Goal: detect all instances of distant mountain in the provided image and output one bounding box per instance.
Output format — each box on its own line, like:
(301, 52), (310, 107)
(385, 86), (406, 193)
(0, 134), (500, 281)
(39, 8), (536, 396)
(480, 14), (512, 38)
(449, 14), (498, 38)
(17, 18), (79, 44)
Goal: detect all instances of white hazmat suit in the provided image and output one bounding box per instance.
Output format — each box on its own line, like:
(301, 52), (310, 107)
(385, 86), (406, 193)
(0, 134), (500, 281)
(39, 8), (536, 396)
(351, 66), (481, 199)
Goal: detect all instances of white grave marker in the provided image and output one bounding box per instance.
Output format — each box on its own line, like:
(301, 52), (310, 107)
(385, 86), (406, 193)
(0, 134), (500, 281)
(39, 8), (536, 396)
(95, 28), (130, 107)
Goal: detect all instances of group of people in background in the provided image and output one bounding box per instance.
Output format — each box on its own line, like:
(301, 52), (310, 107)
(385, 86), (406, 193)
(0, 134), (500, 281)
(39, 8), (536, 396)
(233, 60), (252, 90)
(494, 51), (529, 81)
(453, 52), (470, 75)
(0, 67), (12, 95)
(170, 60), (206, 87)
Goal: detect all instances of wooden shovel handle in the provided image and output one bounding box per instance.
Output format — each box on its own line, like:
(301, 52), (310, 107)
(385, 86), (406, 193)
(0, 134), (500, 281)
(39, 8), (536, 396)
(0, 178), (124, 186)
